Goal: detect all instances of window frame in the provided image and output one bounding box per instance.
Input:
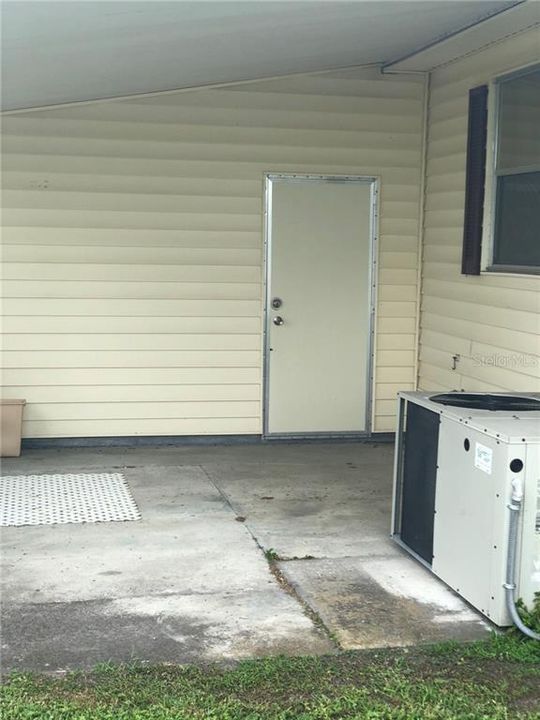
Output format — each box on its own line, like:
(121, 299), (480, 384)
(482, 62), (540, 276)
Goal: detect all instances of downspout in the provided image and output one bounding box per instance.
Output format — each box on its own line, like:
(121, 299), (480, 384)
(381, 66), (430, 391)
(413, 72), (430, 391)
(504, 477), (540, 640)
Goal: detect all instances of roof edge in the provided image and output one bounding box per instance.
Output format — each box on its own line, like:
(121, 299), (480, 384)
(1, 62), (383, 116)
(383, 0), (528, 72)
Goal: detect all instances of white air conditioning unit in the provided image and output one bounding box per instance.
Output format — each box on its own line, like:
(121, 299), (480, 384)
(391, 391), (540, 630)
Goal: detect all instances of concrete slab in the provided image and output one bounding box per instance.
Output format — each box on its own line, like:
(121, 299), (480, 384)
(0, 441), (395, 476)
(1, 466), (271, 604)
(3, 588), (332, 672)
(278, 555), (490, 648)
(204, 451), (395, 559)
(1, 460), (334, 671)
(1, 442), (491, 672)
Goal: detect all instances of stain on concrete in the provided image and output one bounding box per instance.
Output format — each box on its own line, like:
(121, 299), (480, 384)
(278, 556), (489, 649)
(1, 599), (213, 672)
(108, 589), (333, 661)
(0, 588), (334, 672)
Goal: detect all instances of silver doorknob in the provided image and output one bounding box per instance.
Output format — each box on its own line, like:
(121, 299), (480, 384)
(273, 316), (284, 326)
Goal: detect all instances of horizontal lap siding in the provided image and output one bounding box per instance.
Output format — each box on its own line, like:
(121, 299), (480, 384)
(419, 29), (540, 396)
(1, 68), (424, 437)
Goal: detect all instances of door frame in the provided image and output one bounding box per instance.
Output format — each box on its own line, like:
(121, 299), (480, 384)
(262, 173), (379, 439)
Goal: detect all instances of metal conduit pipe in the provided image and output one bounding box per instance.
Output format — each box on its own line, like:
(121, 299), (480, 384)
(504, 477), (540, 641)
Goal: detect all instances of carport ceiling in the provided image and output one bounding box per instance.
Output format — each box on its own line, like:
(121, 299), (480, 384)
(1, 0), (521, 111)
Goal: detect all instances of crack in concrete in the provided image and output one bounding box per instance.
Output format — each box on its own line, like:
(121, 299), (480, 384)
(272, 555), (317, 562)
(264, 558), (341, 651)
(201, 465), (341, 651)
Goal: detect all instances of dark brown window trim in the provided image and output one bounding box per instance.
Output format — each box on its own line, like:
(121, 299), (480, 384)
(461, 85), (488, 276)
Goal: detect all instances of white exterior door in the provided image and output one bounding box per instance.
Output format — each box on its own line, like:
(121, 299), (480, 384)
(264, 175), (375, 436)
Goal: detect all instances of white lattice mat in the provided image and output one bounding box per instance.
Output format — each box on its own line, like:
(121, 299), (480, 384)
(0, 473), (141, 527)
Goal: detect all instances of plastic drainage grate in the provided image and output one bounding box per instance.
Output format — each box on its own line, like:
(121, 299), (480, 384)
(0, 473), (141, 527)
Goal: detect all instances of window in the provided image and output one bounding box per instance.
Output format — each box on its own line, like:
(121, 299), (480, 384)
(491, 65), (540, 273)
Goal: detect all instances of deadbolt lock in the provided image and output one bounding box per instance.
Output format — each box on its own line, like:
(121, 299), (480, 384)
(271, 297), (282, 309)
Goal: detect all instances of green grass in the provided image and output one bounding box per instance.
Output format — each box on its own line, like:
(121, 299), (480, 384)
(2, 633), (539, 720)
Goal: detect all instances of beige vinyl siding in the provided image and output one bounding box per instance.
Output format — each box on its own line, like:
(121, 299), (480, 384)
(1, 67), (424, 438)
(419, 29), (540, 395)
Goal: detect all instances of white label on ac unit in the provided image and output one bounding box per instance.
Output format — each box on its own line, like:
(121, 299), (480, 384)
(474, 442), (493, 474)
